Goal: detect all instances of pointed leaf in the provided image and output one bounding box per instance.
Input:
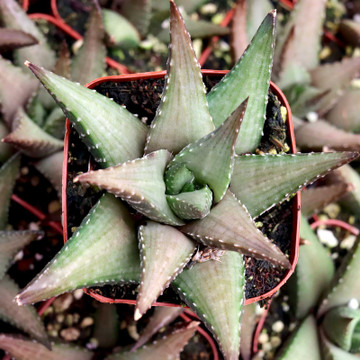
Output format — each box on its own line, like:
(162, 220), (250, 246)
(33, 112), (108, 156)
(318, 238), (360, 316)
(26, 62), (148, 167)
(132, 307), (183, 351)
(276, 315), (321, 360)
(167, 99), (247, 203)
(173, 251), (244, 360)
(326, 87), (360, 133)
(71, 7), (106, 85)
(75, 150), (184, 226)
(0, 334), (93, 360)
(301, 183), (351, 217)
(0, 121), (13, 163)
(207, 11), (276, 153)
(145, 1), (214, 154)
(230, 152), (359, 218)
(93, 304), (119, 348)
(0, 28), (37, 51)
(0, 230), (43, 279)
(27, 97), (46, 127)
(286, 214), (334, 319)
(16, 194), (140, 305)
(323, 306), (360, 351)
(240, 303), (257, 360)
(167, 186), (213, 220)
(0, 153), (20, 230)
(181, 191), (290, 268)
(295, 119), (360, 152)
(3, 108), (63, 158)
(102, 9), (140, 49)
(106, 321), (199, 360)
(34, 151), (63, 200)
(246, 0), (273, 40)
(0, 0), (55, 70)
(54, 42), (71, 79)
(0, 275), (49, 347)
(164, 163), (195, 195)
(339, 19), (360, 47)
(135, 222), (195, 320)
(120, 0), (151, 37)
(0, 56), (38, 127)
(230, 0), (248, 62)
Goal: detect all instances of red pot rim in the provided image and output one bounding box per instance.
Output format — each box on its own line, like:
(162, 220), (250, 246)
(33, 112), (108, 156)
(62, 69), (301, 306)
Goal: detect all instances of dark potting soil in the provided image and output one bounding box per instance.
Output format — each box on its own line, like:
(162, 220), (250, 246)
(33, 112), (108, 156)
(66, 74), (293, 304)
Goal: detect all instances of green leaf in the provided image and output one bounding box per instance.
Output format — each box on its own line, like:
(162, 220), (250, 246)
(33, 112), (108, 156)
(0, 56), (38, 127)
(173, 251), (244, 360)
(120, 0), (151, 37)
(0, 28), (37, 51)
(0, 275), (49, 347)
(0, 0), (55, 70)
(230, 0), (248, 62)
(207, 11), (276, 153)
(16, 194), (140, 305)
(167, 186), (213, 220)
(71, 7), (106, 85)
(0, 334), (93, 360)
(43, 107), (66, 139)
(0, 153), (20, 230)
(27, 97), (46, 127)
(0, 230), (42, 279)
(318, 237), (360, 317)
(75, 150), (185, 226)
(132, 307), (183, 351)
(106, 321), (198, 360)
(54, 42), (71, 79)
(102, 9), (140, 49)
(167, 99), (247, 203)
(3, 108), (63, 158)
(276, 315), (321, 360)
(0, 121), (13, 163)
(145, 1), (214, 154)
(286, 214), (334, 319)
(230, 152), (359, 218)
(295, 120), (360, 152)
(93, 304), (119, 349)
(181, 191), (290, 268)
(135, 221), (195, 320)
(25, 62), (148, 167)
(323, 306), (360, 352)
(164, 163), (195, 195)
(240, 303), (257, 360)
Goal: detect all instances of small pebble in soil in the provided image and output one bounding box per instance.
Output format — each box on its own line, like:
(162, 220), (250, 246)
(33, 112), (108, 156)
(272, 321), (285, 333)
(73, 289), (84, 299)
(348, 298), (359, 309)
(128, 324), (140, 340)
(53, 293), (73, 312)
(86, 338), (99, 350)
(341, 235), (356, 249)
(60, 327), (81, 341)
(317, 229), (339, 248)
(258, 332), (269, 344)
(80, 317), (94, 328)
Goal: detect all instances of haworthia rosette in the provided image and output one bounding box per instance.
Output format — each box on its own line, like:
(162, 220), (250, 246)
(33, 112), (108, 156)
(25, 62), (148, 168)
(0, 0), (55, 70)
(3, 108), (64, 158)
(16, 194), (140, 305)
(0, 275), (49, 347)
(230, 152), (359, 218)
(164, 163), (195, 195)
(207, 11), (276, 153)
(0, 28), (37, 51)
(0, 153), (20, 230)
(75, 150), (185, 226)
(106, 321), (199, 360)
(0, 334), (93, 360)
(145, 0), (214, 154)
(0, 230), (43, 279)
(135, 222), (195, 320)
(173, 251), (244, 360)
(181, 191), (290, 268)
(167, 99), (247, 203)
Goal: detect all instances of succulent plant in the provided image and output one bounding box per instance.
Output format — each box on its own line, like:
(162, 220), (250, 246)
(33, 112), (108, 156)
(11, 2), (359, 359)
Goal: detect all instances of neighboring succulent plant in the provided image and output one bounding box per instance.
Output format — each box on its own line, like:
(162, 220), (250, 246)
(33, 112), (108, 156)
(13, 2), (359, 359)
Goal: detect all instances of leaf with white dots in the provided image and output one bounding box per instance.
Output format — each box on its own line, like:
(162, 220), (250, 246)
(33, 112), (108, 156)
(165, 163), (195, 195)
(0, 153), (20, 230)
(286, 214), (334, 319)
(0, 334), (93, 360)
(0, 275), (49, 348)
(0, 230), (43, 279)
(207, 10), (276, 154)
(106, 321), (199, 360)
(167, 186), (213, 220)
(172, 250), (244, 360)
(25, 62), (148, 167)
(16, 194), (140, 305)
(75, 150), (184, 226)
(318, 237), (360, 317)
(3, 108), (63, 158)
(276, 315), (321, 360)
(135, 221), (195, 320)
(145, 0), (214, 154)
(230, 152), (359, 218)
(181, 191), (290, 268)
(166, 99), (247, 203)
